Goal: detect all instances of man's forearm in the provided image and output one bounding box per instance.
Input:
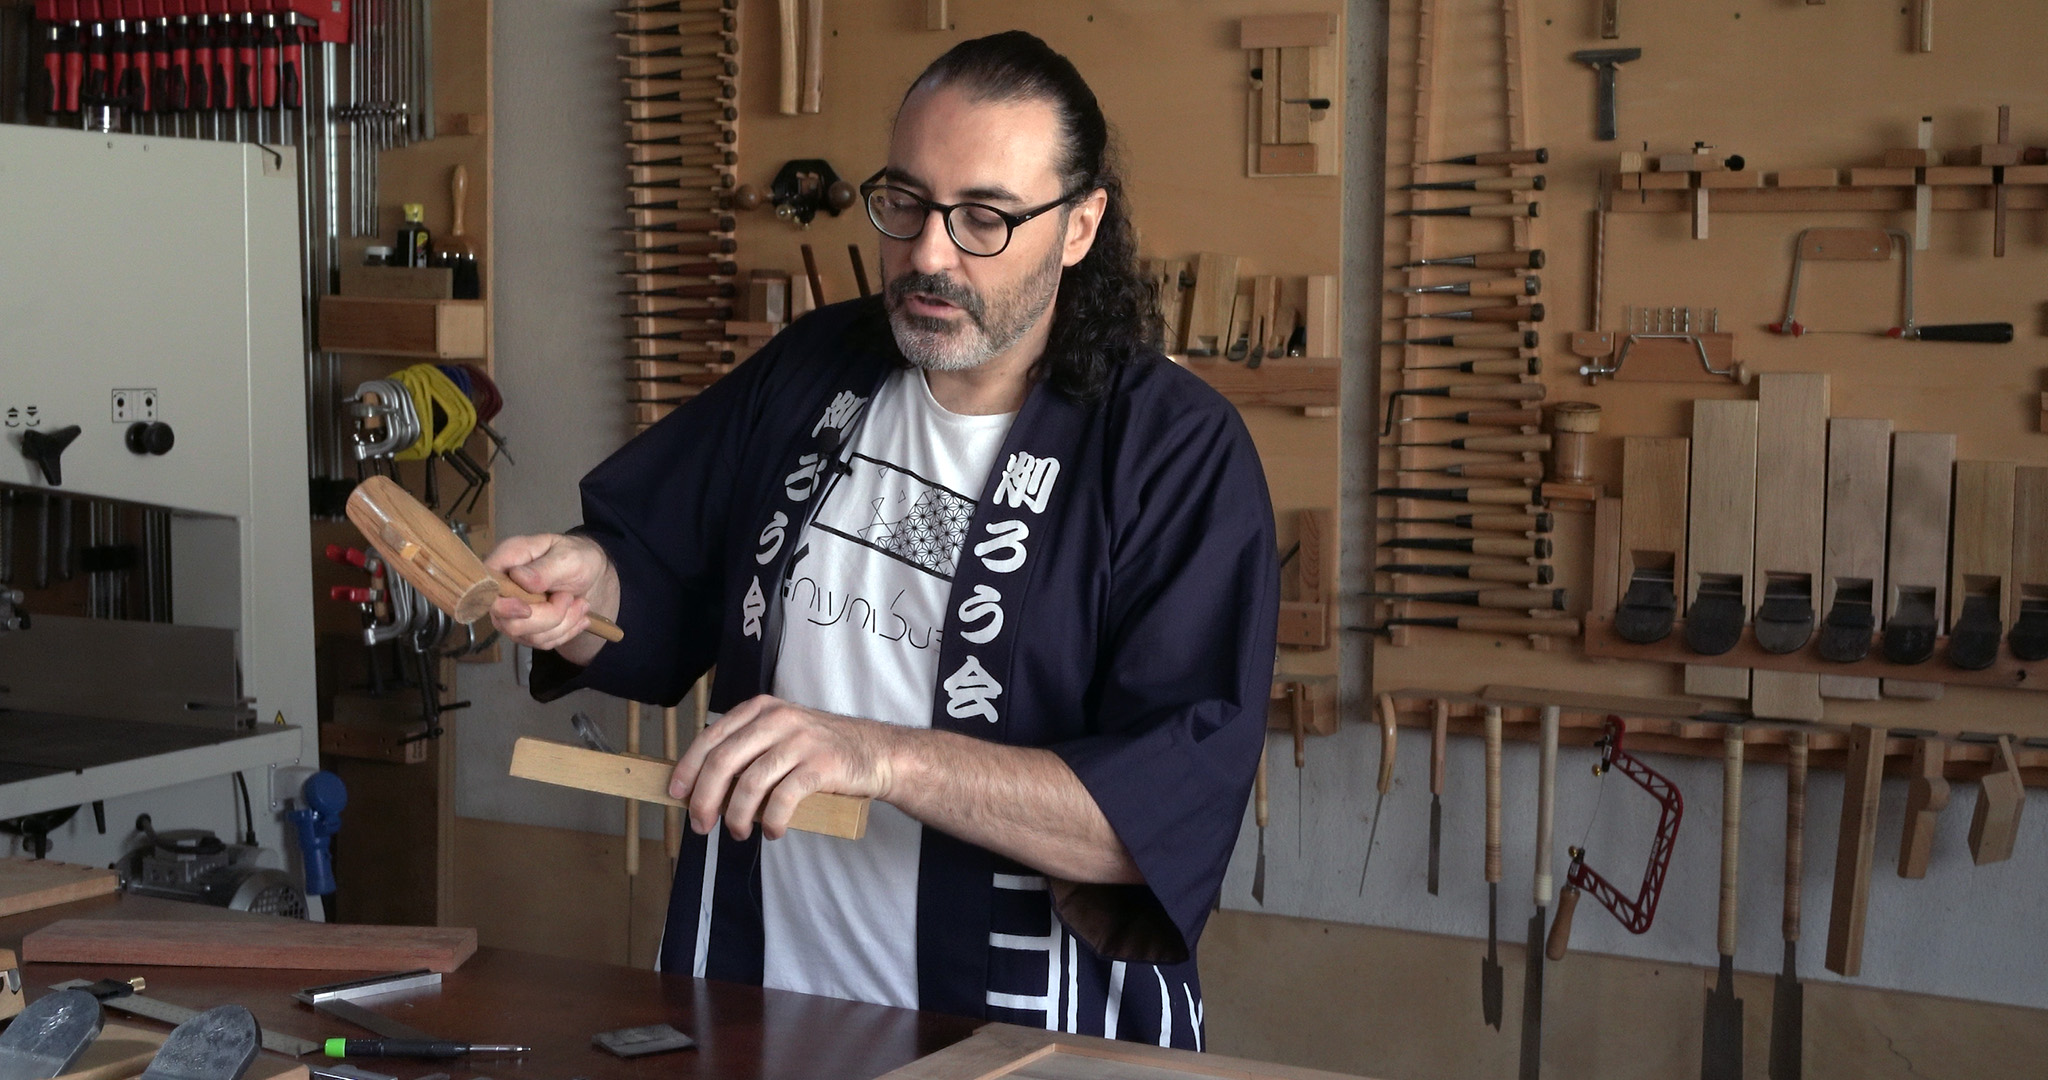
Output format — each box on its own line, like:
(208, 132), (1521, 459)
(882, 728), (1142, 885)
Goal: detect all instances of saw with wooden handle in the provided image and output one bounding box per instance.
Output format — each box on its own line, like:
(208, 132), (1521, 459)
(347, 476), (624, 643)
(509, 736), (869, 840)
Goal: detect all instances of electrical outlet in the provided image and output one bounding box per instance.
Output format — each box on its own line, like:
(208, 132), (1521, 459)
(113, 388), (159, 421)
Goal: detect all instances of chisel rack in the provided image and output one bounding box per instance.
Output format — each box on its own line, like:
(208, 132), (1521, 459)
(619, 0), (742, 432)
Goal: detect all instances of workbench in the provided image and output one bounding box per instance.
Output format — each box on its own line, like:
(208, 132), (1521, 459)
(0, 895), (979, 1080)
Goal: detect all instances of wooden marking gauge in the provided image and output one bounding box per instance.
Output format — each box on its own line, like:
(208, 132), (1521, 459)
(510, 737), (869, 841)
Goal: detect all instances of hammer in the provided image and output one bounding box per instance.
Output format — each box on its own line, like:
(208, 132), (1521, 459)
(1571, 48), (1641, 141)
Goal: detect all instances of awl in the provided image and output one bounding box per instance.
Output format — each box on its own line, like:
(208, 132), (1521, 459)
(1427, 699), (1448, 896)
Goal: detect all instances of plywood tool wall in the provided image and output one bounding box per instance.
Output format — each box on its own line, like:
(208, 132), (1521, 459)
(715, 0), (1345, 689)
(1374, 0), (2048, 737)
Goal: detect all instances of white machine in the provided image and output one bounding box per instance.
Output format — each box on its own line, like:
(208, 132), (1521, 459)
(0, 124), (317, 877)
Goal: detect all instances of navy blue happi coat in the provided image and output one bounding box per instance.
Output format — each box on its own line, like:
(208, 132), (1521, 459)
(533, 297), (1277, 1049)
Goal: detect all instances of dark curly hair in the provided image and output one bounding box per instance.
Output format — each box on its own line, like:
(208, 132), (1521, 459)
(905, 32), (1159, 403)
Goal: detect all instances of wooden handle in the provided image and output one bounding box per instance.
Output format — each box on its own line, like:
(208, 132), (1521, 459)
(1448, 461), (1545, 481)
(509, 736), (869, 840)
(1463, 564), (1549, 584)
(1546, 884), (1580, 961)
(1471, 176), (1545, 192)
(1467, 277), (1541, 298)
(1463, 487), (1543, 506)
(491, 569), (627, 642)
(1534, 705), (1558, 905)
(1254, 745), (1270, 829)
(776, 0), (799, 114)
(1470, 536), (1545, 556)
(1443, 357), (1538, 374)
(1429, 699), (1448, 797)
(1785, 730), (1806, 942)
(1458, 615), (1580, 636)
(1720, 730), (1744, 956)
(663, 704), (683, 862)
(1917, 0), (1933, 52)
(624, 701), (641, 877)
(1470, 251), (1543, 269)
(1484, 705), (1503, 884)
(1457, 434), (1553, 452)
(1467, 511), (1547, 532)
(1443, 331), (1537, 348)
(450, 165), (468, 239)
(800, 0), (822, 113)
(1447, 383), (1547, 401)
(1473, 588), (1558, 609)
(1466, 202), (1539, 218)
(1291, 687), (1306, 769)
(1376, 693), (1398, 796)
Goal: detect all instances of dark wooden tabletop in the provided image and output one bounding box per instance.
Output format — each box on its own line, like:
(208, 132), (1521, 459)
(0, 894), (980, 1080)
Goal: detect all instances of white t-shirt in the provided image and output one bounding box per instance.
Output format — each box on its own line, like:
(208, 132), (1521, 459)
(760, 366), (1016, 1007)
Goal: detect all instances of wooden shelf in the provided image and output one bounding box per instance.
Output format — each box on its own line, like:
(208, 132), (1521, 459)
(319, 296), (487, 359)
(1607, 184), (2048, 214)
(1580, 613), (2048, 692)
(1175, 356), (1340, 412)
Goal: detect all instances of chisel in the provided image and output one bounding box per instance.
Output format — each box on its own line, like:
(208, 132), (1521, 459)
(616, 214), (736, 232)
(1395, 249), (1546, 270)
(1768, 731), (1806, 1080)
(1428, 699), (1448, 896)
(1701, 730), (1745, 1080)
(1385, 511), (1553, 532)
(1401, 303), (1545, 323)
(1482, 704), (1506, 1029)
(1380, 562), (1554, 585)
(1396, 407), (1542, 427)
(621, 237), (740, 256)
(615, 0), (737, 12)
(1385, 330), (1539, 349)
(1885, 322), (2013, 342)
(1403, 461), (1547, 482)
(1395, 276), (1541, 297)
(1251, 745), (1268, 906)
(1396, 202), (1540, 219)
(619, 282), (736, 298)
(1382, 536), (1550, 558)
(1375, 486), (1542, 507)
(1359, 693), (1399, 894)
(1384, 384), (1548, 433)
(1391, 434), (1552, 452)
(1361, 616), (1579, 637)
(1363, 587), (1566, 611)
(1405, 357), (1542, 376)
(1402, 175), (1546, 192)
(1428, 148), (1548, 166)
(614, 260), (738, 278)
(1520, 704), (1561, 1080)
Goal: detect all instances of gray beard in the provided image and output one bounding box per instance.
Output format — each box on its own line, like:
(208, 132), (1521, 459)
(884, 240), (1066, 373)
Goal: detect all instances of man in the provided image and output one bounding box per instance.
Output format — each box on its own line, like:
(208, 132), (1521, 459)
(487, 31), (1276, 1050)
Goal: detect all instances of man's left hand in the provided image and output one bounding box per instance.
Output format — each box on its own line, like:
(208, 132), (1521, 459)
(670, 695), (901, 840)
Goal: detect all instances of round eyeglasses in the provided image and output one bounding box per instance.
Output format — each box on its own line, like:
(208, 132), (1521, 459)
(859, 169), (1084, 258)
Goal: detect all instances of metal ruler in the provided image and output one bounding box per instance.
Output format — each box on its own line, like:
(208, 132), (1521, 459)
(50, 980), (321, 1058)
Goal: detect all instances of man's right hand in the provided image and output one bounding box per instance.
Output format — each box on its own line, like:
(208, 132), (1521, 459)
(484, 533), (621, 666)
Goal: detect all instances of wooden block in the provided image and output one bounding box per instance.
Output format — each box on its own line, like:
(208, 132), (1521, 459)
(1591, 496), (1622, 617)
(1239, 12), (1336, 48)
(1258, 144), (1319, 175)
(1640, 172), (1692, 190)
(2012, 466), (2048, 629)
(1825, 723), (1886, 977)
(1183, 253), (1240, 356)
(1259, 48), (1280, 147)
(2003, 164), (2048, 184)
(1820, 418), (1893, 701)
(318, 296), (487, 358)
(0, 947), (17, 1021)
(924, 0), (947, 30)
(509, 736), (871, 840)
(23, 917), (478, 972)
(1654, 152), (1723, 173)
(1618, 151), (1646, 173)
(1770, 168), (1840, 187)
(1799, 228), (1893, 260)
(1882, 148), (1933, 168)
(0, 859), (119, 917)
(1277, 47), (1312, 145)
(1968, 736), (2024, 865)
(1924, 166), (1994, 185)
(1616, 172), (1643, 190)
(1177, 359), (1338, 409)
(320, 720), (432, 765)
(1699, 170), (1761, 189)
(338, 264), (456, 300)
(1751, 374), (1829, 721)
(1479, 685), (1708, 718)
(1882, 433), (1955, 701)
(1685, 401), (1758, 699)
(1898, 737), (1948, 879)
(1947, 144), (2023, 167)
(1949, 461), (2016, 627)
(1620, 436), (1689, 614)
(1305, 274), (1339, 358)
(1280, 508), (1332, 649)
(1848, 167), (1918, 187)
(439, 112), (488, 136)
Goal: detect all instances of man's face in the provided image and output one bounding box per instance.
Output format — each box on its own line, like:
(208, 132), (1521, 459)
(878, 85), (1078, 373)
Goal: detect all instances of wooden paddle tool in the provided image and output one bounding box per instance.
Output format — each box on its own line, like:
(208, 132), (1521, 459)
(346, 475), (625, 642)
(510, 737), (869, 840)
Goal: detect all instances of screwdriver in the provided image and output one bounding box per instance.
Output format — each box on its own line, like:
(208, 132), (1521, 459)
(323, 1040), (530, 1060)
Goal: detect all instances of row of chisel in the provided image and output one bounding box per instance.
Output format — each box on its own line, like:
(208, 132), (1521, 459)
(620, 0), (743, 427)
(1378, 147), (1571, 638)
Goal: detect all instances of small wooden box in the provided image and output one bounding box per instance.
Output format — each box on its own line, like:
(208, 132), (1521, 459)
(338, 265), (455, 300)
(319, 296), (487, 359)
